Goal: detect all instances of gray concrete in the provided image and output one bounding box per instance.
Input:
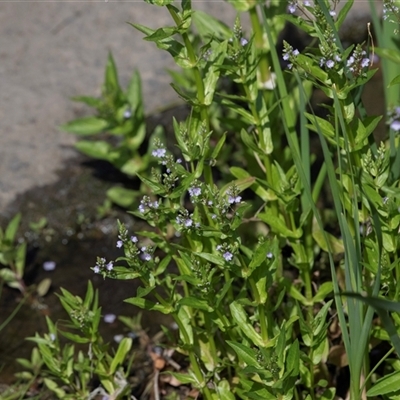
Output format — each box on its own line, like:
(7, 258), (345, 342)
(0, 1), (379, 213)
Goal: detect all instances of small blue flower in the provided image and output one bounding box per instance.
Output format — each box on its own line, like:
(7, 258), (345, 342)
(266, 252), (273, 259)
(143, 253), (152, 261)
(326, 60), (335, 69)
(361, 58), (370, 68)
(240, 37), (248, 46)
(106, 261), (114, 271)
(93, 265), (100, 274)
(104, 313), (117, 324)
(184, 218), (193, 228)
(189, 187), (201, 197)
(123, 109), (132, 119)
(228, 195), (242, 204)
(288, 2), (297, 13)
(390, 120), (400, 131)
(223, 251), (233, 262)
(131, 236), (138, 243)
(152, 148), (166, 158)
(116, 240), (123, 248)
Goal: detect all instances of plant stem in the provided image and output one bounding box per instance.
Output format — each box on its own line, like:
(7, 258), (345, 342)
(167, 5), (209, 131)
(248, 6), (270, 85)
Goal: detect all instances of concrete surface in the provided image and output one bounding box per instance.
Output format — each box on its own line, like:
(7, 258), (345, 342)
(0, 1), (380, 215)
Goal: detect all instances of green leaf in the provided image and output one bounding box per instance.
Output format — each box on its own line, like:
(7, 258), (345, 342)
(60, 117), (109, 135)
(192, 10), (231, 40)
(230, 167), (272, 201)
(44, 378), (66, 398)
(124, 297), (174, 314)
(226, 341), (260, 367)
(210, 133), (226, 160)
(14, 242), (26, 278)
(59, 331), (90, 344)
(144, 0), (174, 5)
(110, 337), (132, 374)
(258, 212), (302, 238)
(167, 371), (197, 384)
(229, 301), (264, 347)
(367, 370), (400, 396)
(75, 140), (112, 161)
(104, 52), (120, 95)
(312, 223), (344, 255)
(313, 282), (333, 303)
(5, 213), (22, 242)
(286, 339), (300, 375)
(225, 0), (254, 11)
(374, 47), (400, 64)
(121, 156), (146, 176)
(320, 388), (336, 400)
(106, 187), (139, 208)
(203, 41), (227, 105)
(71, 95), (103, 108)
(305, 113), (335, 138)
(335, 0), (353, 29)
(179, 297), (213, 312)
(136, 174), (165, 193)
(248, 241), (270, 271)
(389, 73), (400, 87)
(216, 379), (236, 400)
(194, 252), (225, 266)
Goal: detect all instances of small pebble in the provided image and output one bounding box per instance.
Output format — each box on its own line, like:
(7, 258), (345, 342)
(104, 313), (117, 324)
(43, 261), (56, 271)
(113, 334), (124, 343)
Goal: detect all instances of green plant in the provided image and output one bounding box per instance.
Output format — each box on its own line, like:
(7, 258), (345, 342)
(60, 53), (164, 208)
(23, 0), (400, 399)
(18, 282), (134, 400)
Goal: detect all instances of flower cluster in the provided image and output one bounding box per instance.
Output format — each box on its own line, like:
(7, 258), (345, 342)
(346, 44), (371, 78)
(216, 243), (234, 262)
(93, 256), (114, 276)
(383, 0), (400, 23)
(282, 41), (300, 70)
(387, 106), (400, 132)
(151, 140), (183, 192)
(317, 26), (341, 70)
(176, 209), (199, 231)
(138, 195), (160, 214)
(188, 183), (202, 203)
(287, 0), (311, 14)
